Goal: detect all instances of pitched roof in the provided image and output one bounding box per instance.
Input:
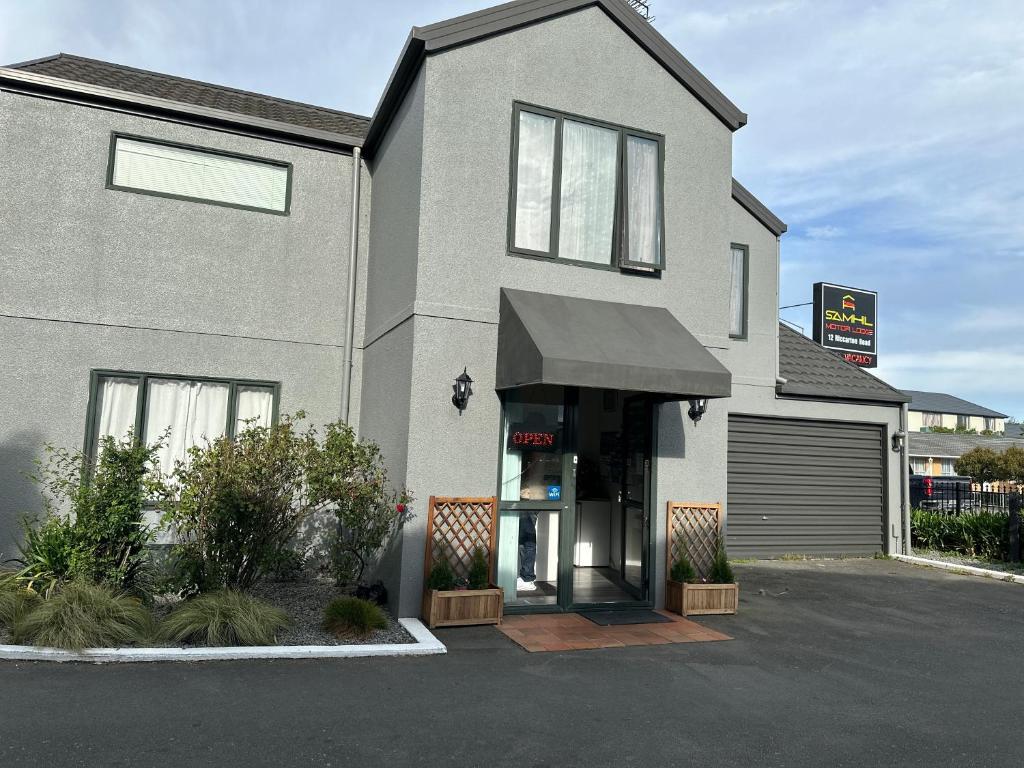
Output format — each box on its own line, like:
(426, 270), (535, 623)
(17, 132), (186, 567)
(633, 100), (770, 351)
(363, 0), (747, 157)
(8, 53), (370, 141)
(777, 323), (909, 404)
(732, 179), (786, 236)
(907, 432), (1024, 458)
(903, 390), (1007, 419)
(1006, 423), (1024, 438)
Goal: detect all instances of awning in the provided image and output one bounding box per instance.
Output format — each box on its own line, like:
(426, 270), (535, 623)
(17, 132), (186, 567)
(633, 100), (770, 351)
(496, 288), (732, 398)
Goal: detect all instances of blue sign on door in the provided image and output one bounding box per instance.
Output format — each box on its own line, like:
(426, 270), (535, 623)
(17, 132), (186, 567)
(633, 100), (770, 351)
(547, 485), (561, 501)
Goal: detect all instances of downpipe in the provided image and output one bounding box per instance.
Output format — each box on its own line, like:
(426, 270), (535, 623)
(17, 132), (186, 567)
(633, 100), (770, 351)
(900, 402), (911, 554)
(340, 146), (362, 424)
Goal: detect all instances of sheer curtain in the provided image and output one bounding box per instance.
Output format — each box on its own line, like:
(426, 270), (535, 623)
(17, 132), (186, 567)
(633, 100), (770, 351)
(558, 120), (618, 263)
(95, 377), (139, 444)
(235, 385), (275, 434)
(144, 379), (230, 477)
(730, 246), (746, 336)
(625, 135), (662, 266)
(514, 111), (557, 251)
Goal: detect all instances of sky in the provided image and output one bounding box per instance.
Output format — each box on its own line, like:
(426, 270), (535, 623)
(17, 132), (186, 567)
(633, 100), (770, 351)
(2, 0), (1022, 419)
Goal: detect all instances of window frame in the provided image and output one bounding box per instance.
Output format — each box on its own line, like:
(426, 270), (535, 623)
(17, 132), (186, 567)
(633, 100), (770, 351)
(728, 242), (750, 340)
(83, 369), (282, 463)
(956, 414), (970, 430)
(507, 102), (665, 273)
(105, 132), (294, 216)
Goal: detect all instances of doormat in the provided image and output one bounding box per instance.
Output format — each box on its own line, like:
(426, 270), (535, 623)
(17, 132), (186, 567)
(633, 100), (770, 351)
(580, 609), (673, 626)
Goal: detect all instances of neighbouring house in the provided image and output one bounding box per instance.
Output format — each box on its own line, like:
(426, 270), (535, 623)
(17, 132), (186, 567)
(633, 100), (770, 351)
(904, 390), (1008, 434)
(908, 433), (1024, 477)
(0, 0), (911, 618)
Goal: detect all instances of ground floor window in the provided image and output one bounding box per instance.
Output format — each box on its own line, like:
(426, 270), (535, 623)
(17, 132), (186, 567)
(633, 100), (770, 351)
(88, 371), (279, 476)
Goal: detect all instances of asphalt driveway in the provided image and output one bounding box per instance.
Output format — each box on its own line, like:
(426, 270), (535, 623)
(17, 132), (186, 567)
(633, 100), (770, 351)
(2, 559), (1022, 768)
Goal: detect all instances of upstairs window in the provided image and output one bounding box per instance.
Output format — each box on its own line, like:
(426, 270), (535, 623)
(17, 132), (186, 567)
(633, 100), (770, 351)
(956, 415), (970, 430)
(108, 134), (291, 214)
(921, 412), (942, 429)
(88, 371), (279, 477)
(729, 244), (749, 339)
(510, 104), (664, 271)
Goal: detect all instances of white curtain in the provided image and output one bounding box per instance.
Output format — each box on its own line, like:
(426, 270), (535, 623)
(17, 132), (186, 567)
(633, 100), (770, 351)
(95, 377), (139, 444)
(513, 111), (557, 251)
(235, 385), (275, 433)
(558, 119), (618, 264)
(625, 135), (662, 266)
(730, 246), (746, 336)
(144, 379), (229, 477)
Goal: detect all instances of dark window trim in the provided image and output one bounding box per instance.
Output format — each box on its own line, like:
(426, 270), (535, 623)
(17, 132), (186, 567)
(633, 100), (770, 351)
(729, 242), (750, 340)
(508, 101), (665, 274)
(83, 369), (281, 462)
(105, 132), (294, 216)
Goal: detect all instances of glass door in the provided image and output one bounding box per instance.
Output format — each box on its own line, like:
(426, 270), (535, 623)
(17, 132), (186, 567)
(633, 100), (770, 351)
(619, 396), (652, 599)
(496, 387), (574, 608)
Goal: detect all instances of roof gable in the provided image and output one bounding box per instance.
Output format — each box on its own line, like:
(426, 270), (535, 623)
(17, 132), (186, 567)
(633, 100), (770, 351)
(363, 0), (746, 158)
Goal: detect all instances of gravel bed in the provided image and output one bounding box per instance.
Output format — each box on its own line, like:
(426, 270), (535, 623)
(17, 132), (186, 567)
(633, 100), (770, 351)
(0, 627), (10, 645)
(913, 549), (1024, 576)
(250, 577), (414, 646)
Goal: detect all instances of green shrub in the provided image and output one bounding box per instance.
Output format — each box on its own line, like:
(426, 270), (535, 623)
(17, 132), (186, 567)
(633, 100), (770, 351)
(0, 582), (40, 630)
(708, 544), (735, 584)
(426, 559), (455, 591)
(911, 509), (1009, 560)
(323, 596), (388, 638)
(159, 590), (288, 646)
(306, 421), (412, 586)
(14, 435), (161, 596)
(163, 414), (412, 593)
(670, 553), (697, 583)
(467, 547), (489, 590)
(12, 582), (153, 650)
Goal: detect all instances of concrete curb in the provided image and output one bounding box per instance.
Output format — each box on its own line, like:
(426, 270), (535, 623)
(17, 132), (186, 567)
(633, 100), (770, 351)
(893, 554), (1024, 584)
(0, 618), (446, 663)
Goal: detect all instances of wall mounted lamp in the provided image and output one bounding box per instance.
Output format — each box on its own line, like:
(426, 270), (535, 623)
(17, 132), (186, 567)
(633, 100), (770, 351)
(452, 368), (474, 412)
(687, 397), (709, 424)
(891, 430), (906, 453)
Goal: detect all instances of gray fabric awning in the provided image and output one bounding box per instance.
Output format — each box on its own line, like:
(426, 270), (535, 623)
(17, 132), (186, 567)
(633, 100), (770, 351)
(496, 288), (732, 398)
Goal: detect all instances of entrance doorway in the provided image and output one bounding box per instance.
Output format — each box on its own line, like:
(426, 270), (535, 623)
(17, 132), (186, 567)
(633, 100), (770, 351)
(496, 386), (654, 611)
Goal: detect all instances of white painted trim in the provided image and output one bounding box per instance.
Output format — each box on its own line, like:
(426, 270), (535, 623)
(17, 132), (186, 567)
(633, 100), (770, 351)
(894, 554), (1024, 584)
(0, 618), (445, 663)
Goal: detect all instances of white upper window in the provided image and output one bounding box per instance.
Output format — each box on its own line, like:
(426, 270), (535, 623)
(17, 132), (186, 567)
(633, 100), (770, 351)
(110, 135), (291, 213)
(729, 245), (748, 338)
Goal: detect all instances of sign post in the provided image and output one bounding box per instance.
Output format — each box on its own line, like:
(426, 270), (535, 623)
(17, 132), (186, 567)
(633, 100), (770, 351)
(812, 282), (877, 368)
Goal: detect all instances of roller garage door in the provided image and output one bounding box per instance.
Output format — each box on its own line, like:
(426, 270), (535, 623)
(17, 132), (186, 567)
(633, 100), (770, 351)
(727, 415), (885, 558)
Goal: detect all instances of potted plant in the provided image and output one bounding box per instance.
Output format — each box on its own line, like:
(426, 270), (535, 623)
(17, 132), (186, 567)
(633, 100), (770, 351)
(666, 541), (738, 617)
(421, 547), (503, 629)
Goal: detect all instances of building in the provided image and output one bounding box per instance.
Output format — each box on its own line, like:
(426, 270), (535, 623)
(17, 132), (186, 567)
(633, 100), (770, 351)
(908, 433), (1024, 477)
(904, 390), (1008, 433)
(0, 0), (911, 618)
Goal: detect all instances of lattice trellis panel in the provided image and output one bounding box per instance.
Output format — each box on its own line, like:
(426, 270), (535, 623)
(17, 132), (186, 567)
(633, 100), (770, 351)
(423, 496), (498, 583)
(667, 502), (723, 580)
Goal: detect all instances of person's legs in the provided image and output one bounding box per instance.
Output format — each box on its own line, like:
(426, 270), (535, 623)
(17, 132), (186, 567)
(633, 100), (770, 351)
(518, 511), (538, 583)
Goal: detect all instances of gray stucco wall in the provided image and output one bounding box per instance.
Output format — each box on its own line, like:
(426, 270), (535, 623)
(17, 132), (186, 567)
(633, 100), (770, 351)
(0, 90), (358, 549)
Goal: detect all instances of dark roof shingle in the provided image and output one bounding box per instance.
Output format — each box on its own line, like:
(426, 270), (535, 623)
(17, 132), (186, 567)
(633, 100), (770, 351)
(777, 323), (909, 404)
(908, 432), (1024, 458)
(9, 53), (370, 139)
(902, 390), (1007, 419)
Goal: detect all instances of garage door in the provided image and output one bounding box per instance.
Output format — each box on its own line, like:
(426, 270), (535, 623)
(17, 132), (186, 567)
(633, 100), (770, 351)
(727, 415), (885, 558)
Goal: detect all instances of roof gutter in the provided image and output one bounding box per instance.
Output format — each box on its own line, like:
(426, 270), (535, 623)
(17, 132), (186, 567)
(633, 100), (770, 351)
(0, 67), (363, 152)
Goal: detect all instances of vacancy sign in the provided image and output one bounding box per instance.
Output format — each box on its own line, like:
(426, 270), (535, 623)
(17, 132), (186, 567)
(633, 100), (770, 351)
(812, 282), (877, 368)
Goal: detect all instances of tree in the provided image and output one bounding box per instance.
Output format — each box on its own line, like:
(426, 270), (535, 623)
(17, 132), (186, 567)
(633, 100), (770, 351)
(1001, 446), (1024, 483)
(954, 447), (1004, 483)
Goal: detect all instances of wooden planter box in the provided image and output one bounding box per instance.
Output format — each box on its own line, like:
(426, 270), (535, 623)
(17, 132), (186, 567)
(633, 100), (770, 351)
(422, 586), (504, 629)
(666, 580), (738, 616)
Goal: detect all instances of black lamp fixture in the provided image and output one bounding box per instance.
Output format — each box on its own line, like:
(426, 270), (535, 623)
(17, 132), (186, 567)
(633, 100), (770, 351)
(687, 397), (709, 424)
(452, 368), (474, 412)
(891, 430), (906, 453)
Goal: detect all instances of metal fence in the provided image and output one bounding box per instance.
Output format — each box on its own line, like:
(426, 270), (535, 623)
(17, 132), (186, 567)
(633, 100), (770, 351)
(917, 485), (1016, 513)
